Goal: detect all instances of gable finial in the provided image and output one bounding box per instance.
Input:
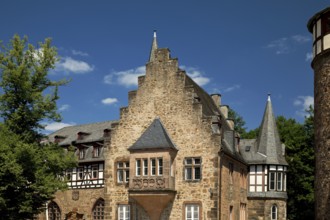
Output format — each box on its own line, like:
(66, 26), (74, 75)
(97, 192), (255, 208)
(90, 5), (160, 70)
(268, 93), (271, 102)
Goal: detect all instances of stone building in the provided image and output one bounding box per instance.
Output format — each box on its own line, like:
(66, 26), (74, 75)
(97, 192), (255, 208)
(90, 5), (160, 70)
(37, 32), (288, 220)
(307, 7), (330, 220)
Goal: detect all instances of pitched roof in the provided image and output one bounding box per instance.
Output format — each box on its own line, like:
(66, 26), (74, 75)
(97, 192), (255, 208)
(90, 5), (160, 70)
(240, 96), (287, 165)
(129, 118), (178, 151)
(47, 120), (118, 146)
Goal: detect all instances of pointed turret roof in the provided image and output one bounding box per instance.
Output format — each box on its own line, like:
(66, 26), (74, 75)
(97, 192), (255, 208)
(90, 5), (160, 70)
(256, 94), (287, 165)
(239, 95), (288, 165)
(129, 118), (178, 151)
(148, 30), (158, 62)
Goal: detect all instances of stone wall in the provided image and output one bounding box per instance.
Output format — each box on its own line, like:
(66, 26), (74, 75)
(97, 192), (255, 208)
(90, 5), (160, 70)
(248, 198), (286, 220)
(104, 48), (221, 219)
(36, 188), (104, 220)
(312, 50), (330, 220)
(219, 153), (248, 220)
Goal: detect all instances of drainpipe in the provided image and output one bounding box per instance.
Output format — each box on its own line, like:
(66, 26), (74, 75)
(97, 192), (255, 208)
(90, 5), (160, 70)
(45, 202), (49, 220)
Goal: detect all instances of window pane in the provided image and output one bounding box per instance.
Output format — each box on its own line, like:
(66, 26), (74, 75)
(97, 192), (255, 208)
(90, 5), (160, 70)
(194, 167), (201, 180)
(186, 168), (192, 180)
(269, 172), (275, 190)
(194, 158), (201, 164)
(186, 158), (192, 165)
(158, 158), (163, 175)
(118, 170), (123, 182)
(277, 173), (282, 191)
(143, 159), (148, 176)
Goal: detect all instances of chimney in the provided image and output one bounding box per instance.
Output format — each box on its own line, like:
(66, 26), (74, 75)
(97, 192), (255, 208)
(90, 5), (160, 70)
(210, 94), (221, 108)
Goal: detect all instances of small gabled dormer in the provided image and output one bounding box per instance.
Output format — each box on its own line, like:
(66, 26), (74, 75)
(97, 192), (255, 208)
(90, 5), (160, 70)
(77, 131), (90, 140)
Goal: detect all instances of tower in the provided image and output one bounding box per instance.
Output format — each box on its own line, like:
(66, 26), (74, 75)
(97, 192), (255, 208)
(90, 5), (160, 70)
(307, 7), (330, 219)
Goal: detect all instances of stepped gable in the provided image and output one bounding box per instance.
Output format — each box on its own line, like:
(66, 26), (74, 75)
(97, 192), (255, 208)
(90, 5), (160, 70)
(184, 73), (220, 117)
(240, 95), (287, 165)
(129, 118), (178, 151)
(48, 120), (118, 146)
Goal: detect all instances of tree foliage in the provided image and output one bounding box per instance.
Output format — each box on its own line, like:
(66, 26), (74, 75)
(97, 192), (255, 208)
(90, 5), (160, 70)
(228, 107), (247, 136)
(0, 35), (67, 143)
(0, 35), (76, 219)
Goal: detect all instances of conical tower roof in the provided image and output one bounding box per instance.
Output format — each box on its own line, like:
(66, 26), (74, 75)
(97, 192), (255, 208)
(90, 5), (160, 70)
(148, 30), (158, 62)
(256, 95), (287, 165)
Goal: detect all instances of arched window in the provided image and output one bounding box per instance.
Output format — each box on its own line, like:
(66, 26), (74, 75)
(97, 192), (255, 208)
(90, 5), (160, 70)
(48, 201), (61, 220)
(93, 198), (105, 219)
(271, 205), (277, 220)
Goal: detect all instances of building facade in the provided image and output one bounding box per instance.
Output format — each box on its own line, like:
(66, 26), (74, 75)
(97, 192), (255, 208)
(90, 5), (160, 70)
(37, 33), (288, 220)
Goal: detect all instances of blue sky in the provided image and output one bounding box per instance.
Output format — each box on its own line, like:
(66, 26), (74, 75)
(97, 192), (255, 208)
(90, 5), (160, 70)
(0, 1), (328, 132)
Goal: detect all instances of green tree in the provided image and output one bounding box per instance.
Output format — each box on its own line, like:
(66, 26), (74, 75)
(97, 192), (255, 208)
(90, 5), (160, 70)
(0, 35), (67, 143)
(228, 107), (247, 136)
(0, 35), (76, 219)
(278, 111), (314, 220)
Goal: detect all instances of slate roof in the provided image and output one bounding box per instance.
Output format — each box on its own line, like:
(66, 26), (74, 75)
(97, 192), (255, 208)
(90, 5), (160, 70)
(129, 118), (178, 151)
(47, 120), (118, 146)
(239, 96), (288, 165)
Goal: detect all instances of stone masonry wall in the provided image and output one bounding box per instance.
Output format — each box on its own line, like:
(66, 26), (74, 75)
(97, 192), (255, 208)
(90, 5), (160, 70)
(220, 154), (248, 220)
(104, 48), (221, 219)
(36, 188), (104, 220)
(247, 198), (286, 220)
(312, 51), (330, 220)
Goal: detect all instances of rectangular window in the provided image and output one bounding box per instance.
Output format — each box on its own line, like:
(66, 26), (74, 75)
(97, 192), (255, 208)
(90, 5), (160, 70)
(269, 172), (275, 190)
(151, 158), (156, 176)
(118, 205), (130, 220)
(185, 204), (199, 220)
(185, 157), (201, 181)
(79, 148), (85, 159)
(277, 172), (282, 191)
(78, 167), (84, 180)
(92, 165), (98, 179)
(143, 159), (148, 176)
(158, 158), (163, 176)
(93, 146), (100, 158)
(117, 162), (129, 183)
(136, 160), (141, 176)
(229, 206), (233, 220)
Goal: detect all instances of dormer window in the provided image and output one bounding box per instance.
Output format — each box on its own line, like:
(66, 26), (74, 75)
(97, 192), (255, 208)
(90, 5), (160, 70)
(93, 146), (101, 158)
(77, 132), (89, 140)
(54, 135), (66, 143)
(79, 148), (86, 159)
(103, 129), (111, 137)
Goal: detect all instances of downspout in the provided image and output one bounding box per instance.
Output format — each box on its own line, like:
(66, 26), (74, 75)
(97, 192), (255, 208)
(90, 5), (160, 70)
(45, 202), (49, 220)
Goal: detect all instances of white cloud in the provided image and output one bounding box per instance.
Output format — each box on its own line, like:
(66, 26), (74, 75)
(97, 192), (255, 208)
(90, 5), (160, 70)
(305, 52), (313, 62)
(180, 66), (210, 86)
(265, 38), (290, 55)
(101, 97), (118, 105)
(56, 57), (94, 74)
(104, 65), (210, 88)
(265, 35), (311, 55)
(292, 35), (311, 43)
(294, 96), (314, 117)
(223, 84), (240, 93)
(72, 50), (89, 57)
(104, 66), (145, 87)
(45, 122), (75, 132)
(59, 104), (70, 111)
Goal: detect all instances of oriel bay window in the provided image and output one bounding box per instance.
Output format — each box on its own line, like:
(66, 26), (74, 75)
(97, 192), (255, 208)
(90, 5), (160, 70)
(117, 162), (129, 183)
(185, 157), (201, 181)
(135, 158), (163, 176)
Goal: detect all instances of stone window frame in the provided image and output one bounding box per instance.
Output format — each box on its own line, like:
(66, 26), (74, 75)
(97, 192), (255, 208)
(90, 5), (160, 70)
(92, 198), (105, 220)
(184, 157), (202, 181)
(116, 161), (130, 185)
(271, 204), (278, 220)
(182, 201), (202, 220)
(117, 203), (130, 220)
